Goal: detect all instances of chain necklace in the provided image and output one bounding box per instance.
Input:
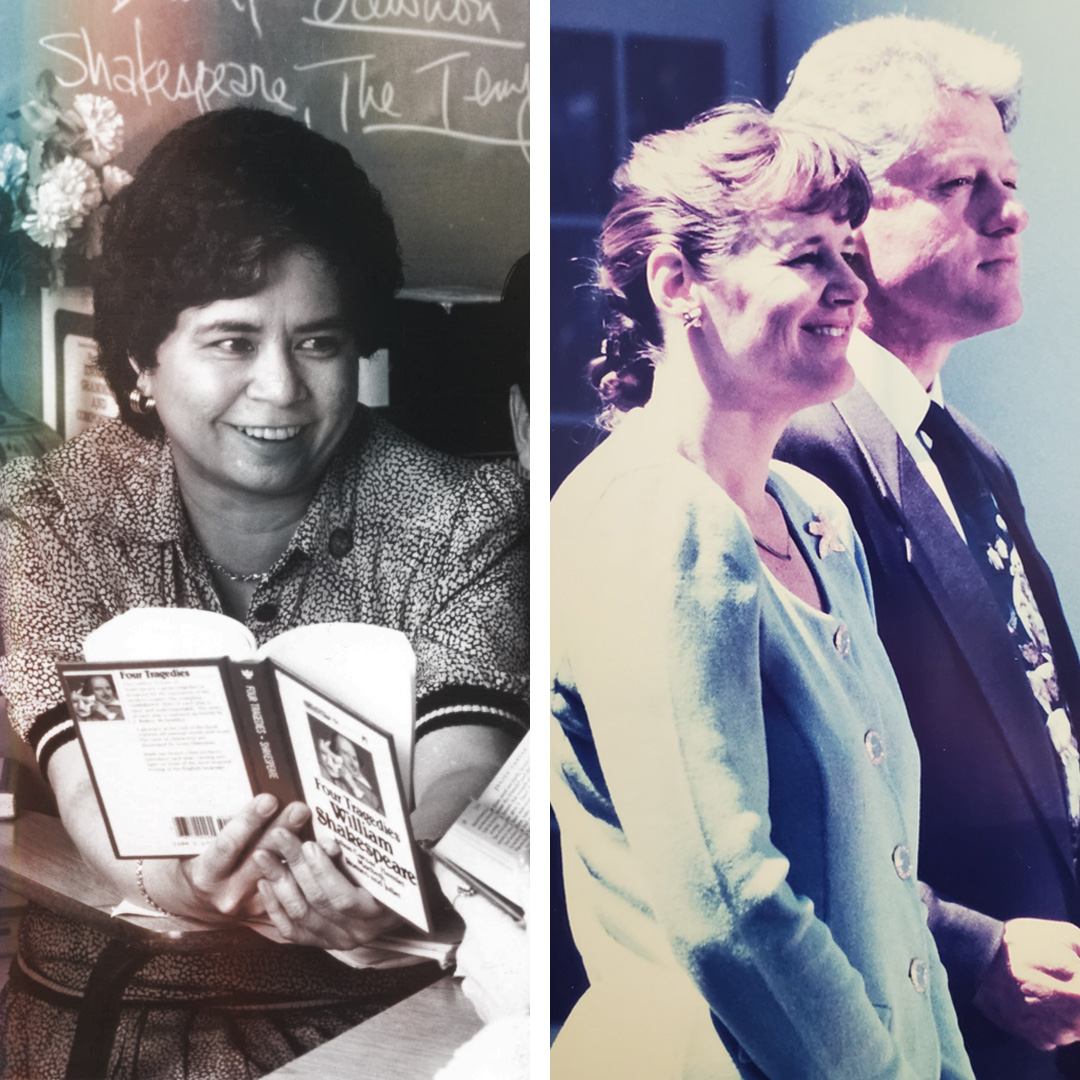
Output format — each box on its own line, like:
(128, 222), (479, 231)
(754, 491), (793, 561)
(204, 554), (270, 585)
(753, 535), (792, 561)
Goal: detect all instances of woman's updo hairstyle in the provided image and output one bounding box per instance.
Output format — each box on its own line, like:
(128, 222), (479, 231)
(95, 107), (403, 434)
(592, 102), (871, 424)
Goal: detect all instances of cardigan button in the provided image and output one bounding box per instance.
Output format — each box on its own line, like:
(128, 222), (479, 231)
(892, 844), (912, 880)
(908, 958), (928, 993)
(863, 730), (885, 765)
(833, 624), (851, 659)
(328, 527), (354, 558)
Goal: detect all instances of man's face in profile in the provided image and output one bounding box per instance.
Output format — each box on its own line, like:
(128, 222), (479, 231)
(858, 91), (1028, 349)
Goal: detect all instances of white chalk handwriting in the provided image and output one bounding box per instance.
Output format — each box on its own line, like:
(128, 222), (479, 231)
(40, 19), (297, 114)
(40, 8), (528, 160)
(111, 0), (263, 40)
(362, 52), (528, 160)
(308, 0), (501, 35)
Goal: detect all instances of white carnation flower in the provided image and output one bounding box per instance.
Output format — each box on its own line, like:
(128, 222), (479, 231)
(102, 164), (133, 200)
(22, 156), (103, 249)
(0, 142), (28, 195)
(73, 94), (124, 167)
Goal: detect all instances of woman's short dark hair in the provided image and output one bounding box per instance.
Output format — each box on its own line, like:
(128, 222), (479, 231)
(95, 107), (404, 432)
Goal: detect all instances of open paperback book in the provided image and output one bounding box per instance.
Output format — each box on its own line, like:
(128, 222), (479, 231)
(431, 731), (529, 922)
(59, 607), (434, 935)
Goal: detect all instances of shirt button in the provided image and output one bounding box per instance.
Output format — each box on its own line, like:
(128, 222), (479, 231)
(908, 958), (928, 993)
(833, 624), (851, 659)
(253, 602), (279, 623)
(864, 730), (885, 765)
(892, 844), (912, 880)
(328, 528), (354, 559)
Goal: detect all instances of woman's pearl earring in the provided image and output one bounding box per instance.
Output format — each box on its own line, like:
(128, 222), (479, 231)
(681, 306), (703, 330)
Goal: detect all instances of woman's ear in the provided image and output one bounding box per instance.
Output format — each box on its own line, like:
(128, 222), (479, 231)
(508, 384), (529, 476)
(128, 355), (152, 395)
(646, 247), (699, 325)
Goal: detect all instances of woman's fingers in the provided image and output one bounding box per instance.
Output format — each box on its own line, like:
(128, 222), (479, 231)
(261, 827), (329, 903)
(257, 877), (302, 941)
(192, 793), (278, 884)
(253, 834), (401, 947)
(252, 847), (312, 922)
(178, 798), (311, 920)
(299, 840), (386, 919)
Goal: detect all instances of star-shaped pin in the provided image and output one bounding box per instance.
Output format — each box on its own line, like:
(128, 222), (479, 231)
(807, 511), (846, 559)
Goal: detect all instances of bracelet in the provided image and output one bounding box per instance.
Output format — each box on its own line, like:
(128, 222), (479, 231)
(135, 858), (178, 917)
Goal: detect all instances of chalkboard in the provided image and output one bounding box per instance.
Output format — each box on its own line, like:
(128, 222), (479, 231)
(1, 0), (529, 297)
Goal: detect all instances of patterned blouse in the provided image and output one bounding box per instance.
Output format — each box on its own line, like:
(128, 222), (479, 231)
(0, 406), (529, 776)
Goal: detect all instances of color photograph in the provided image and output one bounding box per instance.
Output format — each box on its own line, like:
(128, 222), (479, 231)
(550, 2), (1080, 1078)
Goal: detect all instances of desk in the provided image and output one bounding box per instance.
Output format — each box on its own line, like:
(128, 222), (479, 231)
(0, 809), (257, 948)
(264, 976), (484, 1080)
(0, 811), (484, 1078)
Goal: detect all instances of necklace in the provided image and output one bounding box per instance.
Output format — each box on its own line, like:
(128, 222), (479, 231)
(204, 554), (270, 585)
(753, 534), (792, 561)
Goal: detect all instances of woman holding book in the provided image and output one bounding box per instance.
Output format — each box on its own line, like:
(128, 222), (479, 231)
(0, 107), (527, 1079)
(550, 104), (973, 1079)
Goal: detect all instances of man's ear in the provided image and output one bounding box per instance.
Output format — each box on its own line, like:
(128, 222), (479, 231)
(847, 227), (874, 289)
(645, 246), (699, 323)
(508, 384), (529, 475)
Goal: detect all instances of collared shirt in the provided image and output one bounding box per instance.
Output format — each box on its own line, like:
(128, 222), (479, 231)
(0, 408), (529, 773)
(847, 330), (965, 537)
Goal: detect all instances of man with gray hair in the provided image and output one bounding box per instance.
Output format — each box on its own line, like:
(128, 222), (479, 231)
(777, 16), (1080, 1080)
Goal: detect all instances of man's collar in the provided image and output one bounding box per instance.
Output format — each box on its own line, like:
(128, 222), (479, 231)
(847, 330), (945, 441)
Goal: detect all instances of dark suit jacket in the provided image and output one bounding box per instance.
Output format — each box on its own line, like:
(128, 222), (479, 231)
(778, 384), (1080, 1079)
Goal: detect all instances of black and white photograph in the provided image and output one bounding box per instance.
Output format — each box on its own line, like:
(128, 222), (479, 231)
(0, 0), (529, 1077)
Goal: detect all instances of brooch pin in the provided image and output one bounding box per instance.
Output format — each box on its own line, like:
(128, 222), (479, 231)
(807, 511), (846, 559)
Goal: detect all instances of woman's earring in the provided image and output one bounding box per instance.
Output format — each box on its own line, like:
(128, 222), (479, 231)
(681, 306), (703, 330)
(128, 388), (156, 415)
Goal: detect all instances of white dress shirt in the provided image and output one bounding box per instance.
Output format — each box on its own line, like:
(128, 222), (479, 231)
(846, 330), (965, 538)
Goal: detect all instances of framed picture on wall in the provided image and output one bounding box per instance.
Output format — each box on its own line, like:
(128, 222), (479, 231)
(41, 287), (118, 441)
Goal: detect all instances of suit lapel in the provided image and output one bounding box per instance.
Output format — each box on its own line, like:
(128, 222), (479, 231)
(834, 386), (1074, 861)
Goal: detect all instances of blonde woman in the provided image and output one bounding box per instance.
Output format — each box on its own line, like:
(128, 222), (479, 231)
(551, 104), (973, 1079)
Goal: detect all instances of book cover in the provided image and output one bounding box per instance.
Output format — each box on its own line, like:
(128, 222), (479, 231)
(58, 608), (430, 932)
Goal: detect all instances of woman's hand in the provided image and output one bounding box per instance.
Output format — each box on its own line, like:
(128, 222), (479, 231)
(47, 740), (311, 924)
(252, 827), (401, 949)
(170, 795), (308, 920)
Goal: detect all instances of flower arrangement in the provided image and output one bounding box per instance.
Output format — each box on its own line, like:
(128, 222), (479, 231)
(0, 73), (133, 291)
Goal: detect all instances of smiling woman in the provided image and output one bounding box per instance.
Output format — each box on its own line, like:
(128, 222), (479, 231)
(0, 107), (528, 1080)
(551, 103), (975, 1079)
(142, 248), (359, 529)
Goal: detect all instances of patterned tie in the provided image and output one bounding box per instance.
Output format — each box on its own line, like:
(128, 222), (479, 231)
(919, 401), (1080, 834)
(918, 401), (1015, 624)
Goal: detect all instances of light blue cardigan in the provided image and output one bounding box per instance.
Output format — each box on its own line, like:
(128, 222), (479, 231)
(551, 412), (974, 1080)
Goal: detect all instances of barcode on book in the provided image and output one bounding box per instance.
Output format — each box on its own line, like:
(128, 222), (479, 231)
(173, 815), (229, 838)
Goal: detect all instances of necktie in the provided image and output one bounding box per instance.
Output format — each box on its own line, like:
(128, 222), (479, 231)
(918, 401), (1014, 624)
(919, 402), (1080, 831)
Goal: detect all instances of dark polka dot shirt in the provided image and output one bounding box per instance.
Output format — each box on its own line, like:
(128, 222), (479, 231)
(0, 408), (528, 775)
